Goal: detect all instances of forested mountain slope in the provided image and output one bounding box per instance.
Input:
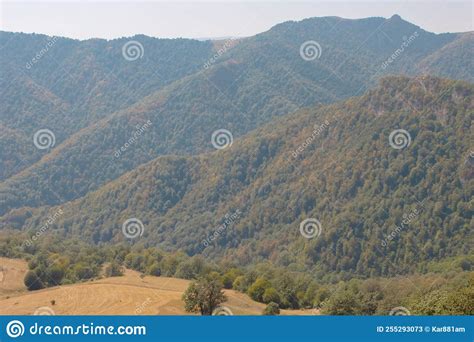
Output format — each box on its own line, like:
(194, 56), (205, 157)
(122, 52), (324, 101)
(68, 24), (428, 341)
(0, 15), (472, 216)
(4, 76), (472, 277)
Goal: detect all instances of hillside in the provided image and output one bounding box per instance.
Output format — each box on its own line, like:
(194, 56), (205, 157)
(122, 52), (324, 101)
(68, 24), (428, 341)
(4, 76), (472, 278)
(0, 259), (307, 315)
(1, 15), (473, 216)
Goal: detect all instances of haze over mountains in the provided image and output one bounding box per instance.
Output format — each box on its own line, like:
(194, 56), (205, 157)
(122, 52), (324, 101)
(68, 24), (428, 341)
(0, 15), (473, 278)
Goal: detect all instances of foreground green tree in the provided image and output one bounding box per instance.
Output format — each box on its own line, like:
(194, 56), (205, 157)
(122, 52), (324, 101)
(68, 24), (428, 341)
(182, 273), (227, 315)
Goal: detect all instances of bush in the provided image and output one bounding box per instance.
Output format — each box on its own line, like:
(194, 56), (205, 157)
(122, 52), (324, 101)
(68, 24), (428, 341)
(148, 263), (161, 276)
(262, 287), (281, 304)
(104, 262), (124, 277)
(24, 271), (44, 291)
(46, 265), (65, 285)
(248, 278), (271, 302)
(263, 302), (280, 315)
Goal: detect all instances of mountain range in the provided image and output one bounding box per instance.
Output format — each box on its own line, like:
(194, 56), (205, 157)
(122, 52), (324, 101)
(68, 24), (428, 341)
(0, 15), (472, 278)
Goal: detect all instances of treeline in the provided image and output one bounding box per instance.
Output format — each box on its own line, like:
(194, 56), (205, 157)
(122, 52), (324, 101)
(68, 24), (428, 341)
(1, 234), (472, 315)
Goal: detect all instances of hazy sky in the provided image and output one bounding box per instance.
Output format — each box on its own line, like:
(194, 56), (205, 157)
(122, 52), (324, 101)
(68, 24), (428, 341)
(1, 1), (472, 40)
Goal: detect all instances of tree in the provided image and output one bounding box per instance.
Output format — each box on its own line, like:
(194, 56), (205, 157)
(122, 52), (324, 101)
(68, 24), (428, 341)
(321, 290), (361, 315)
(262, 287), (281, 304)
(263, 302), (280, 315)
(46, 265), (65, 285)
(24, 271), (44, 291)
(221, 268), (242, 289)
(147, 263), (161, 276)
(104, 262), (124, 277)
(182, 273), (227, 315)
(248, 277), (271, 302)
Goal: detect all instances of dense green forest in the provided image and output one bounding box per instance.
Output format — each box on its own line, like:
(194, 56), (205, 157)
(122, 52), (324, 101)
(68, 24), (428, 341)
(1, 234), (472, 315)
(0, 15), (472, 316)
(3, 76), (471, 278)
(1, 15), (472, 214)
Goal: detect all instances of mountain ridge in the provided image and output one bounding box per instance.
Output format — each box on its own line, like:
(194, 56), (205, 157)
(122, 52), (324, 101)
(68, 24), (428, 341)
(3, 75), (472, 278)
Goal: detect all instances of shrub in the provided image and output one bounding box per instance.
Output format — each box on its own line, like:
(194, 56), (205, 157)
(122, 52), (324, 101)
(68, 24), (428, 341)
(263, 302), (280, 315)
(24, 271), (44, 291)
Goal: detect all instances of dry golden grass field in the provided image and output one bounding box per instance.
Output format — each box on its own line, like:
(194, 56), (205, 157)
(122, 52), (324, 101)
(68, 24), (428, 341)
(0, 258), (313, 315)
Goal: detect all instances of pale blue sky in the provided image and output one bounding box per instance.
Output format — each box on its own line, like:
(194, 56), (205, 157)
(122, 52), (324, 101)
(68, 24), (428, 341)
(1, 1), (472, 40)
